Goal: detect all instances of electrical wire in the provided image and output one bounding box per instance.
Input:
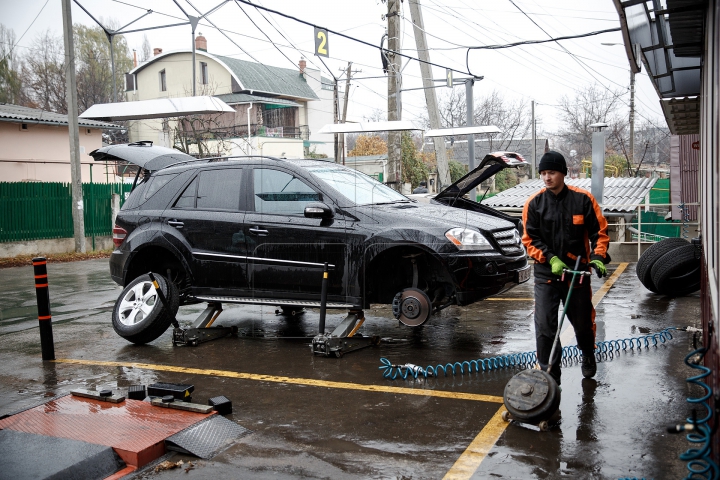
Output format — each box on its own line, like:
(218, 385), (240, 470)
(0, 0), (50, 63)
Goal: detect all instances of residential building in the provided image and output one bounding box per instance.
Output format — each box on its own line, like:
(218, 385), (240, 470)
(124, 34), (334, 158)
(0, 103), (119, 183)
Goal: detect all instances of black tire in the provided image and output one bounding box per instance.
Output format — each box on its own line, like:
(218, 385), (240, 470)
(636, 238), (688, 292)
(650, 244), (702, 297)
(113, 273), (179, 344)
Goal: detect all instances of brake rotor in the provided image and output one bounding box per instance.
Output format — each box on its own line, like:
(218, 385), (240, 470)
(503, 369), (561, 424)
(392, 288), (432, 327)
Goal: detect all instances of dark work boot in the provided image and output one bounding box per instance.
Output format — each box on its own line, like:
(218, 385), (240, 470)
(581, 354), (597, 378)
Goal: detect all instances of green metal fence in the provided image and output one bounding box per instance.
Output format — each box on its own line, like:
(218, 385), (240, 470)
(0, 182), (132, 243)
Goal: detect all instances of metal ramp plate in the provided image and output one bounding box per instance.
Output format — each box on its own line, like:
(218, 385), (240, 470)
(0, 429), (126, 480)
(165, 415), (250, 459)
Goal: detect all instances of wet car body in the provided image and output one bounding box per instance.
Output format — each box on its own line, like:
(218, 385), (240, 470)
(92, 143), (529, 314)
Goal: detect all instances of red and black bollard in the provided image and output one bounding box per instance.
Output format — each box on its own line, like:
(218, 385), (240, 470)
(32, 257), (55, 360)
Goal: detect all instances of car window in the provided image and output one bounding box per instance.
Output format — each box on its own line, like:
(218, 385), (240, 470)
(173, 169), (243, 210)
(306, 165), (407, 206)
(174, 177), (198, 208)
(196, 169), (242, 210)
(253, 168), (320, 215)
(144, 173), (178, 199)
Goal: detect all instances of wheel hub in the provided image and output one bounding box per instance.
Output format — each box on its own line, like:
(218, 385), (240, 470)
(392, 288), (432, 327)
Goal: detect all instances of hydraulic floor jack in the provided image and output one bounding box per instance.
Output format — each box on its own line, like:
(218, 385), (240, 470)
(172, 302), (237, 347)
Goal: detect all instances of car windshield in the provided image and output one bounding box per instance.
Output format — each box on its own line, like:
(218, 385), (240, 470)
(307, 166), (408, 206)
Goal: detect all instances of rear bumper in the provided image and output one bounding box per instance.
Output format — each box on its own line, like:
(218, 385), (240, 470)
(109, 250), (128, 286)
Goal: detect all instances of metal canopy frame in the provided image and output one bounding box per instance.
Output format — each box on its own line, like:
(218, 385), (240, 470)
(614, 0), (703, 98)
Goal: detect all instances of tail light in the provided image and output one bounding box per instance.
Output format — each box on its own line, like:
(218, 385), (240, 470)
(112, 226), (128, 248)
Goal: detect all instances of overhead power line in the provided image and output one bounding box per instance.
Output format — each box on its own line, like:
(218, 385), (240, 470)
(233, 0), (476, 77)
(466, 27), (621, 51)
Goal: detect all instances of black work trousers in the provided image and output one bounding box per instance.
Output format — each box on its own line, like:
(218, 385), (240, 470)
(534, 278), (596, 385)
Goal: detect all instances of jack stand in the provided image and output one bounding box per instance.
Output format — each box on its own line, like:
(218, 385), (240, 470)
(311, 310), (380, 357)
(172, 302), (237, 347)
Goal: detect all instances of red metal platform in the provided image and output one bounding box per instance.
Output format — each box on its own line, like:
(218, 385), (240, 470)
(0, 395), (214, 468)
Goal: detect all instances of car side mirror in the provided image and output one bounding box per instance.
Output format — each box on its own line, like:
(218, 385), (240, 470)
(304, 202), (334, 219)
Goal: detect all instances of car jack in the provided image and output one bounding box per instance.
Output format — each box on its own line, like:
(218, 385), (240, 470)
(172, 302), (237, 347)
(311, 310), (380, 357)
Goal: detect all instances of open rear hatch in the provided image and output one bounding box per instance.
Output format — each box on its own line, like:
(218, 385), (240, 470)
(89, 141), (195, 172)
(434, 151), (528, 204)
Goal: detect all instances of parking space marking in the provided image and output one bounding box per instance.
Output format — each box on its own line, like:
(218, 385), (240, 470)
(53, 359), (504, 403)
(446, 262), (630, 479)
(442, 405), (508, 479)
(485, 298), (534, 301)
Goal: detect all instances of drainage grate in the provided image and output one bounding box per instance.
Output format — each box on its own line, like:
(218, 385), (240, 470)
(165, 415), (250, 459)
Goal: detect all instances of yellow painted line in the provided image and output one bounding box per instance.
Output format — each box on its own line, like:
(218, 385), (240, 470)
(560, 262), (629, 345)
(591, 262), (628, 307)
(485, 298), (534, 301)
(443, 405), (509, 479)
(54, 358), (504, 404)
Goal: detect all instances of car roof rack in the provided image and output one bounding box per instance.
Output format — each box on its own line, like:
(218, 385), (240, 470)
(127, 140), (154, 147)
(163, 155), (286, 170)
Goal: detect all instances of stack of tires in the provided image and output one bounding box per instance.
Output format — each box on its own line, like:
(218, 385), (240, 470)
(636, 238), (701, 296)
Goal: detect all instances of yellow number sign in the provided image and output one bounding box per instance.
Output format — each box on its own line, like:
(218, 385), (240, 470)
(314, 27), (329, 58)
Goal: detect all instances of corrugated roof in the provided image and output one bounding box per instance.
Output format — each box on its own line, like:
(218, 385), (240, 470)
(215, 93), (301, 107)
(482, 177), (657, 214)
(0, 103), (120, 129)
(213, 54), (318, 101)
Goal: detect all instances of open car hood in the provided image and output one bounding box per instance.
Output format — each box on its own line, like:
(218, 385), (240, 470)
(434, 151), (528, 201)
(90, 141), (195, 172)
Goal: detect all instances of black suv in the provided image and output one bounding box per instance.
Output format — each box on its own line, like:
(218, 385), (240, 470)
(92, 143), (529, 344)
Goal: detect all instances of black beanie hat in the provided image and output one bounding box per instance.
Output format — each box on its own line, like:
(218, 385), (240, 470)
(538, 151), (567, 175)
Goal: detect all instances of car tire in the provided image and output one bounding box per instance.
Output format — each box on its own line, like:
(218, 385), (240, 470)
(650, 244), (701, 297)
(113, 273), (179, 345)
(636, 238), (688, 292)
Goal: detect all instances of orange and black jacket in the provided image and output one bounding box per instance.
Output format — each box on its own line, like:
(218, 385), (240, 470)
(522, 184), (610, 281)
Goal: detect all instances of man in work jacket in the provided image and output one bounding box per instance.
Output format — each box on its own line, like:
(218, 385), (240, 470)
(521, 151), (610, 386)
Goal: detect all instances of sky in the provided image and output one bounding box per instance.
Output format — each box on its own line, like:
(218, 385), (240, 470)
(0, 0), (666, 138)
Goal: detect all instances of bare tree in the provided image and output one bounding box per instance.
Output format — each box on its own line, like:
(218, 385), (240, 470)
(20, 30), (66, 112)
(139, 34), (151, 63)
(553, 84), (625, 175)
(0, 24), (23, 104)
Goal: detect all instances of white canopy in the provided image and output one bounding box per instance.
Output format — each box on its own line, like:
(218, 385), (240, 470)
(424, 125), (501, 137)
(317, 121), (420, 134)
(79, 96), (235, 121)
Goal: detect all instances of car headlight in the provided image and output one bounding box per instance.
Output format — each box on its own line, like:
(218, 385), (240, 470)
(445, 227), (494, 251)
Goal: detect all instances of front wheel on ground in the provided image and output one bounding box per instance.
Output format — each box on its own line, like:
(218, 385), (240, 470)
(112, 273), (179, 344)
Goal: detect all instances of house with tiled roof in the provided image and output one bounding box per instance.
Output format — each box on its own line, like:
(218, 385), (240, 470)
(124, 34), (334, 158)
(0, 103), (120, 182)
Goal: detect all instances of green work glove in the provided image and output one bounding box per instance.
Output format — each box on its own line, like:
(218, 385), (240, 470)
(549, 256), (568, 276)
(590, 260), (607, 277)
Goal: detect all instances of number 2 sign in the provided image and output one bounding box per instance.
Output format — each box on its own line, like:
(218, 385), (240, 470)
(314, 27), (329, 58)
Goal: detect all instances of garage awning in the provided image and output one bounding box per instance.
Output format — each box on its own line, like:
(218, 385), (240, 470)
(79, 96), (235, 122)
(660, 96), (700, 135)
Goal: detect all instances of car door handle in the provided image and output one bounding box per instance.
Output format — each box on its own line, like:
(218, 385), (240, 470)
(248, 227), (269, 236)
(168, 220), (184, 229)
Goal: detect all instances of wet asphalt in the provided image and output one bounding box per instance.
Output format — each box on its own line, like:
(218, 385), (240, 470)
(0, 258), (703, 479)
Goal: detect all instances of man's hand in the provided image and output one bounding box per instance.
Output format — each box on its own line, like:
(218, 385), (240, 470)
(549, 256), (568, 276)
(590, 260), (607, 277)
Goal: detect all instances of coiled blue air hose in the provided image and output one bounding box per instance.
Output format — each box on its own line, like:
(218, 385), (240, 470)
(379, 327), (677, 380)
(677, 344), (719, 479)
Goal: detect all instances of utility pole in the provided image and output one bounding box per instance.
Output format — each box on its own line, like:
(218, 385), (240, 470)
(531, 100), (536, 179)
(629, 69), (635, 176)
(62, 0), (86, 253)
(408, 0), (450, 189)
(465, 78), (476, 200)
(333, 78), (339, 163)
(387, 0), (402, 191)
(339, 62), (355, 166)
